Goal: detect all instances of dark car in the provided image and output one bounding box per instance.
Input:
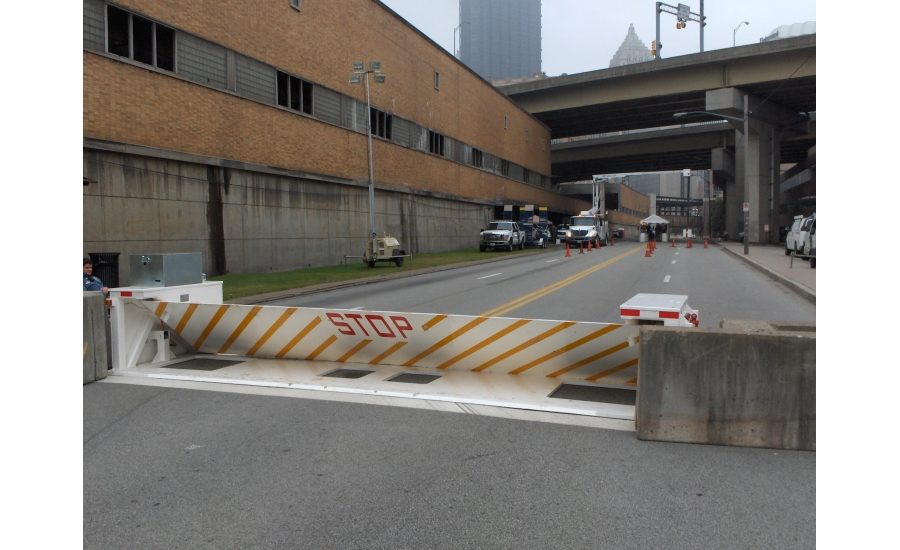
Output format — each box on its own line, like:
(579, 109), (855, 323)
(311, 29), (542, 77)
(520, 222), (546, 248)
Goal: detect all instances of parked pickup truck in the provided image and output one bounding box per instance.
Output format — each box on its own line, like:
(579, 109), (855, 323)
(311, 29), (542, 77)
(480, 221), (524, 251)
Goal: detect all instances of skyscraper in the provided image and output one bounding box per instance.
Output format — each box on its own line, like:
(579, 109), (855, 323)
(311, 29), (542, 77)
(609, 24), (653, 68)
(459, 0), (541, 82)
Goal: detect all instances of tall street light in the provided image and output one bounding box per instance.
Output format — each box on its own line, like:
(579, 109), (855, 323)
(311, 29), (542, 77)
(350, 61), (385, 244)
(733, 21), (750, 47)
(675, 96), (751, 255)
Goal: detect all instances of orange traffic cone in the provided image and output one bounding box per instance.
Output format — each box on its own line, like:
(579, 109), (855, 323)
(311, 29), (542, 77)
(588, 239), (592, 252)
(704, 238), (709, 249)
(687, 238), (693, 249)
(644, 243), (652, 257)
(671, 238), (675, 248)
(565, 242), (571, 257)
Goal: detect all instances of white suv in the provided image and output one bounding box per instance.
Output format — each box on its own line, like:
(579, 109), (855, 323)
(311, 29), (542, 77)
(785, 214), (814, 255)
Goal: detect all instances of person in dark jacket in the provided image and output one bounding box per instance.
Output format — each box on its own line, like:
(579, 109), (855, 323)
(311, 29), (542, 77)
(83, 257), (109, 294)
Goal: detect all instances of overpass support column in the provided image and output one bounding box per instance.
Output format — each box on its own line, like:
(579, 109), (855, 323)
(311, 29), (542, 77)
(737, 112), (779, 244)
(711, 147), (739, 239)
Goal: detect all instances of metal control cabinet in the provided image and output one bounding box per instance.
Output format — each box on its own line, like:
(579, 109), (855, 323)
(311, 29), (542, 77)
(129, 253), (203, 287)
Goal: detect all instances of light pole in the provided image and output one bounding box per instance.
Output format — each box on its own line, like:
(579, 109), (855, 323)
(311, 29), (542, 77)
(350, 61), (385, 244)
(674, 106), (751, 255)
(733, 21), (749, 47)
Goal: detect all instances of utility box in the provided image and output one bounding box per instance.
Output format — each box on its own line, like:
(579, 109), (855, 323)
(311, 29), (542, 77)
(129, 253), (203, 287)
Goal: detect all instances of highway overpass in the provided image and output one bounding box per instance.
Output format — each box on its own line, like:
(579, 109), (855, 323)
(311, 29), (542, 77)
(499, 35), (816, 243)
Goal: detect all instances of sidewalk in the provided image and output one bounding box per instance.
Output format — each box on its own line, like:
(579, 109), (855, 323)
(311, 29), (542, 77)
(718, 241), (815, 302)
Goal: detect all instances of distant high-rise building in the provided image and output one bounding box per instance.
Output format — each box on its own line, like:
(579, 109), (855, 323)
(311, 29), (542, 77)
(459, 0), (541, 82)
(609, 24), (652, 68)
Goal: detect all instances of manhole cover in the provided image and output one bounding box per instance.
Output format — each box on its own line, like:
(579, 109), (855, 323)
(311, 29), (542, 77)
(161, 358), (244, 371)
(548, 384), (636, 405)
(387, 373), (441, 384)
(323, 369), (373, 379)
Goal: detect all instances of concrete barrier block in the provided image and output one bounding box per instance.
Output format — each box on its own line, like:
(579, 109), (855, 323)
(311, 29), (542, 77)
(636, 323), (815, 450)
(83, 292), (109, 384)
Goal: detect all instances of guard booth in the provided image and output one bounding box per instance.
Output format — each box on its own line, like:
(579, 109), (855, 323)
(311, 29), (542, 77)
(640, 215), (669, 243)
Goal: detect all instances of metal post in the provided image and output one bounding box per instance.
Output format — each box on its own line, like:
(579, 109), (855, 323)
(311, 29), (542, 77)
(364, 72), (376, 240)
(743, 94), (749, 255)
(699, 0), (705, 52)
(655, 2), (661, 59)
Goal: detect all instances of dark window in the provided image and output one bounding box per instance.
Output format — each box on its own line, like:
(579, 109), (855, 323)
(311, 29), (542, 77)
(428, 130), (444, 156)
(107, 6), (130, 57)
(106, 6), (174, 72)
(500, 160), (510, 177)
(155, 25), (175, 71)
(277, 71), (313, 114)
(472, 148), (483, 168)
(434, 71), (440, 90)
(370, 107), (393, 139)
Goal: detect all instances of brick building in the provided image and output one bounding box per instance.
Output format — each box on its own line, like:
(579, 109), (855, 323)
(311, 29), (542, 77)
(83, 0), (586, 280)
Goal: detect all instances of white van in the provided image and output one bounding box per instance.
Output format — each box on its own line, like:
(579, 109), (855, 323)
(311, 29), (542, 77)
(785, 213), (815, 255)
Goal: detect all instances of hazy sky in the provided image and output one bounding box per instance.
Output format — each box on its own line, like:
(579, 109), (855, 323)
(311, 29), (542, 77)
(380, 0), (816, 76)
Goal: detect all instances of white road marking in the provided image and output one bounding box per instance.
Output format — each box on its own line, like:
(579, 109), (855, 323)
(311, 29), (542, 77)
(664, 275), (671, 283)
(671, 260), (676, 264)
(477, 273), (502, 280)
(349, 306), (365, 310)
(545, 259), (560, 263)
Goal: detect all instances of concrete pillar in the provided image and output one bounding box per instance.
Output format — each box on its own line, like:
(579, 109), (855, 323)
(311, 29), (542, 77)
(737, 116), (778, 244)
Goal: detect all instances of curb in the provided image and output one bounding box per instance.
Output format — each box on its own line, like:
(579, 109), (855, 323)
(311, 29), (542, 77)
(230, 245), (577, 305)
(720, 246), (816, 304)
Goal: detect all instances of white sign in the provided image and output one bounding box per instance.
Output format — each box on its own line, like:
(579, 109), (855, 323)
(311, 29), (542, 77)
(742, 202), (750, 213)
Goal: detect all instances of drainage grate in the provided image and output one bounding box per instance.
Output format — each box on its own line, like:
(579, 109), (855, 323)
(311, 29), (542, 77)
(322, 368), (373, 379)
(548, 384), (636, 405)
(161, 358), (244, 371)
(386, 373), (441, 384)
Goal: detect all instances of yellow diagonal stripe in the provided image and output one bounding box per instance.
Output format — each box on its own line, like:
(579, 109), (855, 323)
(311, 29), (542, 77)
(306, 335), (337, 360)
(369, 341), (407, 365)
(509, 324), (620, 375)
(247, 308), (296, 356)
(472, 322), (576, 372)
(276, 316), (322, 358)
(175, 303), (199, 335)
(337, 339), (372, 363)
(217, 306), (263, 354)
(422, 315), (447, 331)
(436, 319), (531, 370)
(548, 340), (630, 378)
(154, 302), (168, 317)
(586, 358), (640, 382)
(193, 305), (230, 349)
(403, 317), (489, 367)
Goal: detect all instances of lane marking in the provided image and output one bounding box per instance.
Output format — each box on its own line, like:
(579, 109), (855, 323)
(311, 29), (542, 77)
(479, 246), (642, 317)
(477, 273), (502, 280)
(349, 306), (365, 310)
(545, 259), (560, 263)
(664, 275), (671, 283)
(671, 260), (676, 264)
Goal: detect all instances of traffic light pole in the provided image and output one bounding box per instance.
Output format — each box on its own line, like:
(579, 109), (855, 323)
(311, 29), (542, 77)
(654, 1), (706, 59)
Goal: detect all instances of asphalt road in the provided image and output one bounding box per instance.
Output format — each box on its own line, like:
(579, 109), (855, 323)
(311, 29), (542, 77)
(84, 382), (815, 549)
(85, 242), (816, 548)
(269, 242), (815, 326)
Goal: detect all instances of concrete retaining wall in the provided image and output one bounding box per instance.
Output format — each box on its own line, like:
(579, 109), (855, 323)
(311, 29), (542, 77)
(83, 293), (109, 384)
(84, 149), (495, 281)
(636, 320), (815, 450)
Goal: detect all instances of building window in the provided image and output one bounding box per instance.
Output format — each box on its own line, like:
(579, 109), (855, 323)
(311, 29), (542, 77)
(290, 0), (301, 10)
(277, 71), (313, 114)
(500, 160), (510, 177)
(106, 5), (174, 71)
(369, 107), (392, 139)
(434, 71), (440, 90)
(504, 114), (509, 130)
(472, 148), (483, 169)
(428, 130), (445, 156)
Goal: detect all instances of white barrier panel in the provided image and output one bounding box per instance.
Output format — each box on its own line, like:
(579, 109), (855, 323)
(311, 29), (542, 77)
(133, 300), (640, 384)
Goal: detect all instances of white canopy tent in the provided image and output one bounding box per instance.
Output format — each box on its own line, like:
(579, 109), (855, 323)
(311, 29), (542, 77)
(640, 215), (669, 226)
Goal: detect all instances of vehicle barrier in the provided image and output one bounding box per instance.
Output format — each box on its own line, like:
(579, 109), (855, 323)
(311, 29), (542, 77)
(619, 293), (700, 327)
